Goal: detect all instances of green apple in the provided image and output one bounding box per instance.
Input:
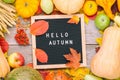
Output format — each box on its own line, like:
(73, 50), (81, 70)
(84, 74), (103, 80)
(2, 0), (15, 3)
(95, 13), (110, 31)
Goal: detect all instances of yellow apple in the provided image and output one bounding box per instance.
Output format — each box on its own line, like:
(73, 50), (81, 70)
(83, 1), (98, 16)
(8, 52), (25, 68)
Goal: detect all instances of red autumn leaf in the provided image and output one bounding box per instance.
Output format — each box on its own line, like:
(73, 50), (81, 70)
(63, 48), (81, 69)
(95, 46), (100, 53)
(35, 48), (48, 63)
(0, 37), (9, 53)
(30, 20), (49, 36)
(67, 15), (80, 24)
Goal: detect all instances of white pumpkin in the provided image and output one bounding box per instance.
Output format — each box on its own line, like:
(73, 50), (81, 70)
(53, 0), (85, 14)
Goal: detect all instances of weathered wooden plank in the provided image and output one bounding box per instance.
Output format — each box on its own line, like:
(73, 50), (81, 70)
(5, 28), (32, 45)
(86, 44), (97, 67)
(85, 20), (101, 44)
(8, 44), (97, 67)
(8, 45), (33, 65)
(5, 20), (101, 45)
(5, 19), (99, 67)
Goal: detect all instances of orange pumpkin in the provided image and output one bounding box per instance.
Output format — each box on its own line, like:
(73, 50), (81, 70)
(15, 0), (39, 18)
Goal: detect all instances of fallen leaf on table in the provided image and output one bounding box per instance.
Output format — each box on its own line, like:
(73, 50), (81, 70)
(35, 48), (48, 63)
(63, 48), (81, 69)
(45, 71), (54, 80)
(99, 30), (104, 34)
(97, 10), (105, 15)
(45, 70), (72, 80)
(96, 37), (102, 46)
(65, 67), (90, 80)
(30, 20), (49, 36)
(95, 46), (100, 53)
(55, 70), (71, 80)
(67, 15), (80, 24)
(84, 15), (89, 24)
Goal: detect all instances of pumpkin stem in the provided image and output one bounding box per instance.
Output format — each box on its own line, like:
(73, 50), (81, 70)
(24, 2), (28, 7)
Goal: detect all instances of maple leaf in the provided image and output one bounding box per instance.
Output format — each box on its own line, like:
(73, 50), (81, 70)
(67, 15), (80, 24)
(63, 48), (81, 69)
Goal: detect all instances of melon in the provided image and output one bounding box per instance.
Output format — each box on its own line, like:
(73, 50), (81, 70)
(5, 66), (43, 80)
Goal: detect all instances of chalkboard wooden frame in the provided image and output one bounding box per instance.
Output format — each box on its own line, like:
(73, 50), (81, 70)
(31, 14), (87, 69)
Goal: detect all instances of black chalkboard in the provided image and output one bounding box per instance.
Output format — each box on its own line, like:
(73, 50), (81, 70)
(31, 14), (86, 69)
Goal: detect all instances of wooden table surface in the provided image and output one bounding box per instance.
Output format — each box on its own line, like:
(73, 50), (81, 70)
(5, 20), (101, 68)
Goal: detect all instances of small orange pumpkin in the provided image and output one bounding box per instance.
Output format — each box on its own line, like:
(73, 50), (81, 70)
(53, 0), (85, 14)
(15, 0), (39, 18)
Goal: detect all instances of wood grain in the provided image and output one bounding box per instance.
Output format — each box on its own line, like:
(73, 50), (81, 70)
(5, 20), (99, 67)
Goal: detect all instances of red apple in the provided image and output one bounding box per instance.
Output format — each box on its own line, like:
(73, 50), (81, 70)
(8, 52), (25, 68)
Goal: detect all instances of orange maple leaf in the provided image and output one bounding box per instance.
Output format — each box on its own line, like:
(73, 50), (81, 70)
(67, 15), (80, 24)
(63, 48), (81, 69)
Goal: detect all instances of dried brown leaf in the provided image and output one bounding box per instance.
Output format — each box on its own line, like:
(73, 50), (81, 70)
(63, 48), (81, 69)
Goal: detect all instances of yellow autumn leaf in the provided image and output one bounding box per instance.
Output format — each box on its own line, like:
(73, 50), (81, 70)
(84, 15), (89, 24)
(72, 75), (84, 80)
(96, 37), (102, 46)
(99, 30), (104, 34)
(97, 10), (105, 15)
(64, 67), (90, 80)
(4, 52), (8, 58)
